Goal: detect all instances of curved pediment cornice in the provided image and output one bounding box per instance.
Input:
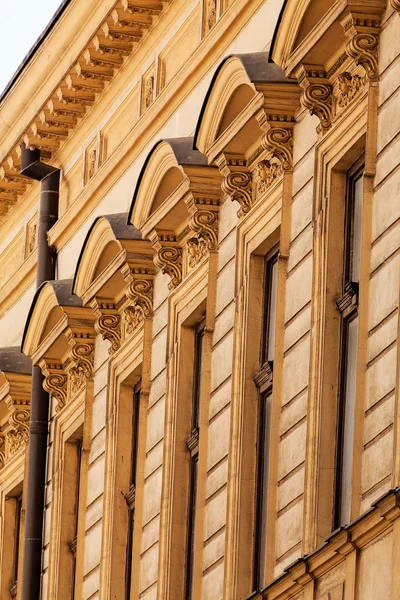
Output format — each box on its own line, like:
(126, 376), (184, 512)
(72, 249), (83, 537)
(128, 137), (222, 290)
(194, 53), (297, 163)
(129, 137), (215, 234)
(271, 0), (385, 79)
(73, 212), (149, 304)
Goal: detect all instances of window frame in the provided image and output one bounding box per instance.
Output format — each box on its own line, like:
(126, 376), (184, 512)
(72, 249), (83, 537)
(125, 378), (142, 600)
(253, 246), (279, 591)
(185, 318), (205, 600)
(333, 156), (364, 530)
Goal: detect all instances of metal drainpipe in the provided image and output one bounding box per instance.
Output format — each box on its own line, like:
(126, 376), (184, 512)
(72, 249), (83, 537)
(20, 144), (60, 600)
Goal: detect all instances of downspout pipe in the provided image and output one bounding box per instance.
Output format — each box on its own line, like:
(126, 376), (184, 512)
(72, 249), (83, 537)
(20, 144), (60, 600)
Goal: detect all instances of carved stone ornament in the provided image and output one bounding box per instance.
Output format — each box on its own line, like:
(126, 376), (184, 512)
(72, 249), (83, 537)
(186, 236), (209, 268)
(343, 17), (380, 81)
(262, 127), (293, 171)
(207, 0), (216, 31)
(152, 237), (183, 290)
(298, 69), (333, 131)
(333, 72), (366, 110)
(68, 336), (94, 394)
(0, 434), (5, 470)
(221, 171), (253, 217)
(186, 205), (219, 268)
(391, 0), (400, 12)
(124, 278), (153, 334)
(145, 76), (154, 109)
(93, 303), (121, 355)
(255, 160), (282, 196)
(88, 149), (96, 179)
(7, 407), (29, 456)
(42, 363), (68, 412)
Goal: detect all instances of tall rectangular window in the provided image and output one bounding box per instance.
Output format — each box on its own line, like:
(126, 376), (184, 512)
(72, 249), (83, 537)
(10, 495), (22, 598)
(185, 320), (205, 600)
(70, 440), (83, 598)
(253, 249), (279, 591)
(334, 160), (364, 529)
(125, 379), (141, 600)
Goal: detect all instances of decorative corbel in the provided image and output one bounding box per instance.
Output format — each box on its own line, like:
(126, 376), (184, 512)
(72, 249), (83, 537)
(91, 300), (121, 355)
(333, 71), (367, 112)
(6, 402), (30, 456)
(297, 67), (333, 132)
(185, 196), (219, 268)
(41, 360), (68, 412)
(66, 333), (95, 395)
(261, 125), (294, 172)
(150, 233), (183, 290)
(342, 15), (380, 81)
(0, 434), (5, 469)
(214, 154), (252, 218)
(123, 277), (154, 335)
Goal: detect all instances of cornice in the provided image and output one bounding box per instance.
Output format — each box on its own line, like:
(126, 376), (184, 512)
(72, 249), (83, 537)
(0, 0), (174, 221)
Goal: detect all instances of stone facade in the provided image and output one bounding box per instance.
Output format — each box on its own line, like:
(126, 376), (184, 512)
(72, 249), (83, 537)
(0, 1), (399, 600)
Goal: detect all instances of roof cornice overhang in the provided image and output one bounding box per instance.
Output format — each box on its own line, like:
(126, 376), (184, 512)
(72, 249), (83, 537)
(0, 0), (173, 221)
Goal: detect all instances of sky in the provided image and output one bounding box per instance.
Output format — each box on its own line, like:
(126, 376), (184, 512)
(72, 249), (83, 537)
(0, 0), (62, 96)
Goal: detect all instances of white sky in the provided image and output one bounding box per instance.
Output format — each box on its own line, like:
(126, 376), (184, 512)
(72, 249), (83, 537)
(0, 0), (62, 95)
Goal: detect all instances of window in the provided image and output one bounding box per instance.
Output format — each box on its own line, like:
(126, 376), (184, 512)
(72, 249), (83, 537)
(9, 494), (22, 598)
(253, 249), (279, 590)
(185, 320), (205, 600)
(124, 379), (141, 599)
(70, 440), (83, 597)
(334, 159), (364, 529)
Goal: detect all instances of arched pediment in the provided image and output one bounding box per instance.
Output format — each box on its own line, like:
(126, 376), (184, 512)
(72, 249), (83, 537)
(22, 280), (97, 411)
(194, 53), (290, 159)
(271, 0), (385, 78)
(22, 279), (87, 363)
(73, 212), (147, 304)
(129, 137), (210, 232)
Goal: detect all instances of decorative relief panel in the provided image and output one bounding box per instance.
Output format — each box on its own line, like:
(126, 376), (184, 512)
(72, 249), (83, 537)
(85, 138), (98, 184)
(253, 160), (282, 198)
(203, 0), (217, 36)
(25, 215), (37, 257)
(141, 65), (155, 113)
(332, 71), (367, 117)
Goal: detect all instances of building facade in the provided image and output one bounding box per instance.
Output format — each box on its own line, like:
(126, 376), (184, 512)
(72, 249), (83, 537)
(0, 0), (399, 599)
